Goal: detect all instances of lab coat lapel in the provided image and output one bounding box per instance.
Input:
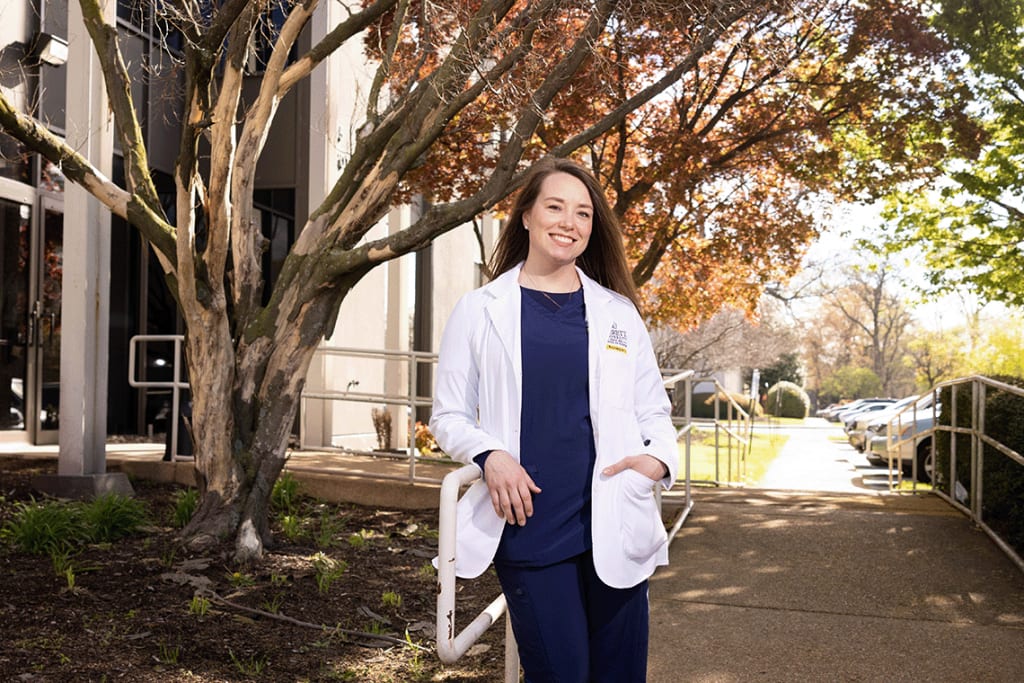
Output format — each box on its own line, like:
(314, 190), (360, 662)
(580, 268), (614, 439)
(484, 265), (523, 399)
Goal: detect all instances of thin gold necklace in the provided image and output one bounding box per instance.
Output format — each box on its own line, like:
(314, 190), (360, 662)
(522, 271), (581, 310)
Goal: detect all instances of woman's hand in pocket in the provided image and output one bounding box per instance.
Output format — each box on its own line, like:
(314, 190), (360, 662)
(602, 454), (668, 481)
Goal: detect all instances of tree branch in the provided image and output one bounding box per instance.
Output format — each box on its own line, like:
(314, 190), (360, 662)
(77, 0), (166, 231)
(278, 0), (400, 95)
(0, 91), (177, 266)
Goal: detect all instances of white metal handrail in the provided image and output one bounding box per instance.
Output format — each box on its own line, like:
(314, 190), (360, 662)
(300, 346), (439, 484)
(436, 465), (519, 681)
(882, 389), (940, 491)
(661, 370), (695, 540)
(128, 334), (190, 461)
(664, 371), (753, 487)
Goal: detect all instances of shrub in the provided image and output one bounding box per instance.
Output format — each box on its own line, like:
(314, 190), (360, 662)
(765, 381), (810, 419)
(2, 493), (149, 555)
(415, 421), (440, 455)
(1, 498), (85, 555)
(82, 493), (150, 542)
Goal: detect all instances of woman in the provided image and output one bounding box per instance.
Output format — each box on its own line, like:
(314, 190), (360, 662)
(430, 157), (678, 682)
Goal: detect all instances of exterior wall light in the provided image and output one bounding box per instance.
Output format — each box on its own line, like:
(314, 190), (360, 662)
(34, 32), (69, 67)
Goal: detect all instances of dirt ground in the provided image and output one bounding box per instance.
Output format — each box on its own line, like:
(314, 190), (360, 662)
(0, 456), (507, 682)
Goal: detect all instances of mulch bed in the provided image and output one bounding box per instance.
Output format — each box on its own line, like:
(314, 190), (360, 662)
(0, 456), (507, 681)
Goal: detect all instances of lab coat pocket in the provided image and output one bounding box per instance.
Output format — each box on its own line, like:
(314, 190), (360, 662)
(616, 469), (668, 561)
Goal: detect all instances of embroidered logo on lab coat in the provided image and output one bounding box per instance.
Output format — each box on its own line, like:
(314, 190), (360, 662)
(606, 323), (628, 353)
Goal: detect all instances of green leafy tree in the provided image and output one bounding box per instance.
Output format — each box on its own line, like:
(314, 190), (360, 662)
(754, 353), (803, 396)
(966, 314), (1024, 377)
(904, 327), (968, 389)
(819, 366), (884, 404)
(871, 0), (1024, 305)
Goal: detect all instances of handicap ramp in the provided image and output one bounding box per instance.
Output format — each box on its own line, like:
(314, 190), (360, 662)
(650, 489), (1024, 682)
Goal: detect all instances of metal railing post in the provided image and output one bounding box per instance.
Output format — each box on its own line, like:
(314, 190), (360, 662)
(436, 465), (517, 680)
(951, 381), (959, 499)
(976, 380), (986, 525)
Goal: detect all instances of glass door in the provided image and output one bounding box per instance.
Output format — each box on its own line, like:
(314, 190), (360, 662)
(0, 198), (31, 436)
(31, 198), (63, 443)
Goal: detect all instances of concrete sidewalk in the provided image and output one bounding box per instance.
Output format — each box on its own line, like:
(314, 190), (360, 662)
(0, 443), (458, 510)
(650, 489), (1024, 682)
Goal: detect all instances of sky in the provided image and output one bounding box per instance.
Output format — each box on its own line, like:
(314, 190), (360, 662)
(802, 201), (1005, 333)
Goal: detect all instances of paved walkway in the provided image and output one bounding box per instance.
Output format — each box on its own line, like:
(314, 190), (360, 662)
(651, 488), (1024, 681)
(5, 424), (1024, 681)
(650, 418), (1024, 682)
(756, 417), (891, 493)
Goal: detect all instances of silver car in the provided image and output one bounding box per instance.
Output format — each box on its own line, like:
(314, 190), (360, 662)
(867, 400), (940, 483)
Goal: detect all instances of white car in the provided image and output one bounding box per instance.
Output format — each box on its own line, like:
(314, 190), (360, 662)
(829, 398), (896, 423)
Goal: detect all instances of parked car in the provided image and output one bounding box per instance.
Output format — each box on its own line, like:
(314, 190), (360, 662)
(847, 394), (919, 451)
(816, 402), (842, 418)
(833, 399), (897, 427)
(841, 401), (899, 434)
(825, 398), (895, 423)
(867, 400), (940, 483)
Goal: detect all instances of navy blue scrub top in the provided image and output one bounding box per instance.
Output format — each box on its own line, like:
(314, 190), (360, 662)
(492, 286), (597, 567)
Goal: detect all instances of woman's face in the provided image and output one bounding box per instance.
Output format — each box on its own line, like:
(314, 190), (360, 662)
(522, 171), (594, 270)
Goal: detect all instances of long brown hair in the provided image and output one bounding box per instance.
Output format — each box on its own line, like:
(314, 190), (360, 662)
(488, 157), (639, 309)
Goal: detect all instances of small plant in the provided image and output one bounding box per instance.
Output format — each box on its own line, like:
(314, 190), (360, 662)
(418, 561), (435, 579)
(171, 488), (199, 528)
(314, 512), (345, 549)
(229, 649), (268, 676)
(50, 547), (75, 575)
(1, 497), (84, 555)
(279, 514), (303, 542)
(405, 630), (426, 679)
(227, 571), (255, 588)
(61, 565), (77, 592)
(260, 593), (285, 614)
(381, 590), (402, 608)
(269, 572), (289, 587)
(346, 533), (365, 549)
(310, 552), (347, 594)
(189, 595), (210, 617)
(271, 472), (300, 514)
(157, 642), (180, 665)
(82, 493), (149, 542)
(160, 545), (178, 568)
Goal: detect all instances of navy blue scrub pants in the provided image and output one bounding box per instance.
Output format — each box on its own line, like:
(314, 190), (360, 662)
(495, 551), (649, 683)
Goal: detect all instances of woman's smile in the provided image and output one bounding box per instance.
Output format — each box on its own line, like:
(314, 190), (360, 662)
(523, 171), (594, 271)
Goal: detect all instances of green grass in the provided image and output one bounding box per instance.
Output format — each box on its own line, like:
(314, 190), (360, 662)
(759, 416), (808, 427)
(679, 427), (789, 486)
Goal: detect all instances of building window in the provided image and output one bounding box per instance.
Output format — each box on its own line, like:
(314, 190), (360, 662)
(253, 188), (295, 305)
(0, 135), (33, 184)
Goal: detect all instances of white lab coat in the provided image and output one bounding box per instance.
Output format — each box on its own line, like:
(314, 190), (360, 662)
(430, 263), (679, 589)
